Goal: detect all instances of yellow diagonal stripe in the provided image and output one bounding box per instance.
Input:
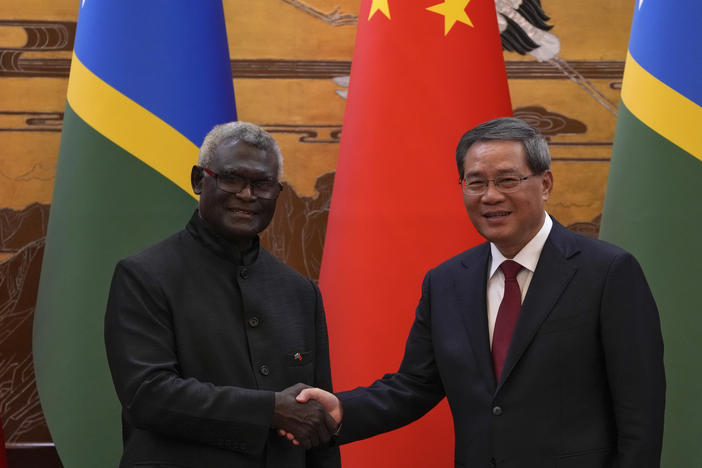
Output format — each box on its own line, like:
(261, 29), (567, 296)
(621, 52), (702, 162)
(66, 52), (198, 198)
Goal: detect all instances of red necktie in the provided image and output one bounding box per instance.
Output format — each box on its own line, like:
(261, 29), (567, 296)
(492, 260), (523, 381)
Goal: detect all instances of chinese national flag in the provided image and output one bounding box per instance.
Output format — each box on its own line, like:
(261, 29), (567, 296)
(319, 0), (511, 466)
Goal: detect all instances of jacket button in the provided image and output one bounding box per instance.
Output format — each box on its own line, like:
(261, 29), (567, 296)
(259, 365), (270, 376)
(248, 317), (259, 327)
(492, 406), (502, 416)
(240, 268), (249, 279)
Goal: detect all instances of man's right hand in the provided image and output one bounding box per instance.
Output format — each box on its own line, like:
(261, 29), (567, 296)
(272, 383), (338, 449)
(296, 387), (343, 425)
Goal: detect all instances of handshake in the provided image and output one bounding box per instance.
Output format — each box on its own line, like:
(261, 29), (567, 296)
(271, 383), (343, 449)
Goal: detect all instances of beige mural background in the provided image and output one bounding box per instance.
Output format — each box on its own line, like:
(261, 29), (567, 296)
(0, 0), (634, 465)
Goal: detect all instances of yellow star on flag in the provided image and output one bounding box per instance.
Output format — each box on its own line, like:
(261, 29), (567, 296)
(368, 0), (391, 20)
(426, 0), (473, 35)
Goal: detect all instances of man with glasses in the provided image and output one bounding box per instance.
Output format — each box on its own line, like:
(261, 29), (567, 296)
(105, 122), (340, 468)
(292, 117), (665, 467)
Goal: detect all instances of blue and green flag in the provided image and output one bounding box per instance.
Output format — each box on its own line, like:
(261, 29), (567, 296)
(600, 1), (702, 465)
(33, 2), (236, 466)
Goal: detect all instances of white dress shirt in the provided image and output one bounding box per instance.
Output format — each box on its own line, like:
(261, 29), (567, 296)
(487, 213), (553, 347)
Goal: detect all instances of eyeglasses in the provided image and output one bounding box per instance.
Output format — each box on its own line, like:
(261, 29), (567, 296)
(460, 174), (536, 195)
(201, 167), (282, 199)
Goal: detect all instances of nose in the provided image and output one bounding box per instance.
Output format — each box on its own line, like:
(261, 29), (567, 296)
(481, 180), (504, 203)
(235, 183), (257, 200)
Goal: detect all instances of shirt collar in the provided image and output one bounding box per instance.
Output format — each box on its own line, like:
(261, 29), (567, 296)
(489, 213), (553, 278)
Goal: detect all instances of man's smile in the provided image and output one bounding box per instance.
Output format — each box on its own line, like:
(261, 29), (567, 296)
(228, 207), (257, 218)
(483, 210), (511, 219)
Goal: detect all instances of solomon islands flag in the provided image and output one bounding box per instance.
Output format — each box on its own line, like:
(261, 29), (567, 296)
(33, 2), (236, 466)
(600, 1), (702, 466)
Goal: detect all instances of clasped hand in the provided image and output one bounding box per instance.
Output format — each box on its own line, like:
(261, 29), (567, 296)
(272, 383), (342, 449)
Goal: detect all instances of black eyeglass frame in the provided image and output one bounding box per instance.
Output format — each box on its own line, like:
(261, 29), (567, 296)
(201, 167), (283, 200)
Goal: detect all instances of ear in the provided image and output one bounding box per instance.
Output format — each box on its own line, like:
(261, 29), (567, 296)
(541, 170), (554, 201)
(191, 165), (203, 195)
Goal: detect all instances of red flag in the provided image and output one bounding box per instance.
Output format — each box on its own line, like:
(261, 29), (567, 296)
(319, 0), (511, 466)
(0, 417), (8, 468)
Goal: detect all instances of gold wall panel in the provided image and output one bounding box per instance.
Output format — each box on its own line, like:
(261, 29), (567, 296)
(0, 1), (635, 464)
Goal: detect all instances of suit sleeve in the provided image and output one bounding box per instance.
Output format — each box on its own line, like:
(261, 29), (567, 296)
(104, 259), (274, 456)
(600, 252), (665, 468)
(306, 282), (341, 468)
(336, 271), (446, 444)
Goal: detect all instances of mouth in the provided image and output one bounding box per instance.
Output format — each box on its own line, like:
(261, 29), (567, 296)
(229, 208), (256, 217)
(483, 211), (512, 219)
(483, 210), (511, 220)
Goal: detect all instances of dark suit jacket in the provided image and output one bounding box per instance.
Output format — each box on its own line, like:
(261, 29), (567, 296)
(105, 213), (340, 468)
(338, 219), (665, 468)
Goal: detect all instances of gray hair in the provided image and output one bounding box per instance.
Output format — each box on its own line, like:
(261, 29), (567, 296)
(199, 121), (283, 180)
(455, 117), (550, 181)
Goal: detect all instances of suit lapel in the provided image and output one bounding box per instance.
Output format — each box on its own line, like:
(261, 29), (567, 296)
(496, 221), (579, 392)
(456, 244), (497, 391)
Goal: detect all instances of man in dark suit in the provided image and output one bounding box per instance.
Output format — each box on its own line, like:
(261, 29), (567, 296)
(294, 117), (665, 467)
(104, 121), (340, 468)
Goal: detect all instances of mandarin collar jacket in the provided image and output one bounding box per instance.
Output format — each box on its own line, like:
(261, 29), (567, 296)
(105, 212), (340, 468)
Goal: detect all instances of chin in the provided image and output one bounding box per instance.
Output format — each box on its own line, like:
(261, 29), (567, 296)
(477, 224), (505, 241)
(228, 226), (260, 239)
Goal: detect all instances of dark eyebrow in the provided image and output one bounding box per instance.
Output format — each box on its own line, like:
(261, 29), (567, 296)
(217, 170), (241, 178)
(465, 169), (520, 179)
(495, 169), (521, 176)
(220, 170), (275, 183)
